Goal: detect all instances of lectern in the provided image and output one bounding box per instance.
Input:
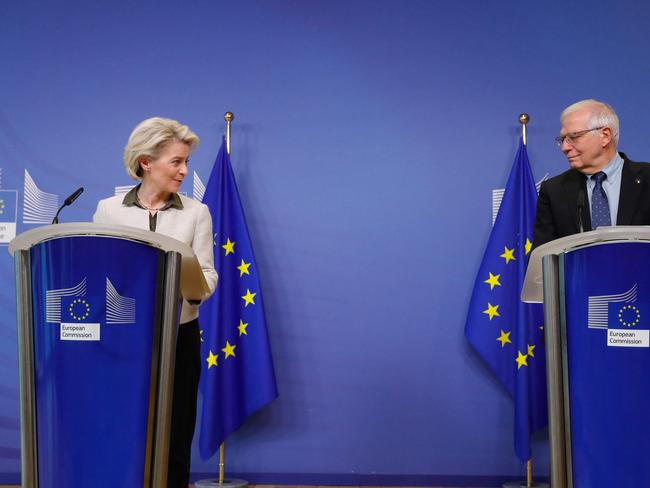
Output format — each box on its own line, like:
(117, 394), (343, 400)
(523, 226), (650, 488)
(9, 223), (212, 488)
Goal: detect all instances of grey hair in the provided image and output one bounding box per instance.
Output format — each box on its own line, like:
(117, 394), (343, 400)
(123, 117), (200, 180)
(561, 99), (619, 146)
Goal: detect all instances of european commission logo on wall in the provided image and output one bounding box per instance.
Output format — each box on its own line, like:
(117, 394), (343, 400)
(491, 174), (548, 225)
(587, 283), (649, 348)
(46, 277), (136, 341)
(23, 169), (60, 225)
(0, 168), (19, 244)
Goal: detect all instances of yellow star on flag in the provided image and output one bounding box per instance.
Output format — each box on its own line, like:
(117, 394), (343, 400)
(242, 289), (257, 307)
(527, 344), (536, 357)
(516, 351), (528, 369)
(483, 303), (500, 320)
(500, 246), (516, 264)
(222, 238), (235, 256)
(484, 272), (501, 290)
(206, 350), (219, 369)
(222, 341), (236, 358)
(237, 259), (252, 277)
(525, 238), (533, 255)
(497, 330), (511, 347)
(238, 319), (249, 336)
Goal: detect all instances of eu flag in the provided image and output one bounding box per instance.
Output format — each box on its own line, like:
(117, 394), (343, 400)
(464, 138), (546, 463)
(198, 138), (278, 460)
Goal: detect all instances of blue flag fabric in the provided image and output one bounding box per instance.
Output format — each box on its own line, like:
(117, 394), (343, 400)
(465, 139), (547, 463)
(198, 139), (278, 460)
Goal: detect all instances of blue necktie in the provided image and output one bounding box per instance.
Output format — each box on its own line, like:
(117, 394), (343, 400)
(591, 171), (611, 229)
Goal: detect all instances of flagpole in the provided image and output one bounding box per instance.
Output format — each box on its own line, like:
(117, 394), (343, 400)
(519, 113), (529, 146)
(502, 114), (548, 488)
(522, 111), (531, 488)
(225, 111), (234, 155)
(194, 112), (270, 488)
(218, 110), (234, 486)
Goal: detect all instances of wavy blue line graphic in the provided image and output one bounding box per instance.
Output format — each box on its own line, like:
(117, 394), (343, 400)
(46, 277), (87, 323)
(22, 169), (59, 224)
(106, 278), (135, 324)
(588, 283), (638, 329)
(114, 185), (135, 197)
(193, 171), (205, 202)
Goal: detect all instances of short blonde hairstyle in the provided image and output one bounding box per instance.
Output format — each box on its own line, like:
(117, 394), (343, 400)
(123, 117), (200, 180)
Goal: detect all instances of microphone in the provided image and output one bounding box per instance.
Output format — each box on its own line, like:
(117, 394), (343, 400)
(64, 187), (84, 206)
(577, 188), (585, 233)
(52, 187), (84, 224)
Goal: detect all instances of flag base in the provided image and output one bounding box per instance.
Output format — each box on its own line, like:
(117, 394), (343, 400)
(195, 478), (248, 488)
(502, 482), (549, 488)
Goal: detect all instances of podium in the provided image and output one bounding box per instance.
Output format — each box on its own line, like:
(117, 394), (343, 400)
(9, 223), (212, 488)
(523, 226), (650, 488)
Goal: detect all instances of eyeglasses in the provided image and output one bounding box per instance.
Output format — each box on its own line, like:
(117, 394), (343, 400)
(555, 127), (604, 147)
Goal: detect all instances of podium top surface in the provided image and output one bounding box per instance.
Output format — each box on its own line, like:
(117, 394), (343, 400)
(9, 222), (192, 255)
(8, 222), (212, 300)
(522, 226), (650, 303)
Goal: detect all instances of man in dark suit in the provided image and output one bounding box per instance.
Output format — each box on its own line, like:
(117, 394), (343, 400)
(532, 99), (650, 248)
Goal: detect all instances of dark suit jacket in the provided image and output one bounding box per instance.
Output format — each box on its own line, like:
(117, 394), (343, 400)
(532, 153), (650, 248)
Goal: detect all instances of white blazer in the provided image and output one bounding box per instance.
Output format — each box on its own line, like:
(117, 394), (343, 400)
(93, 193), (218, 324)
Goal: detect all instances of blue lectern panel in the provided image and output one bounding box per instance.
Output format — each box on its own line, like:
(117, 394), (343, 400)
(564, 242), (650, 487)
(30, 236), (163, 488)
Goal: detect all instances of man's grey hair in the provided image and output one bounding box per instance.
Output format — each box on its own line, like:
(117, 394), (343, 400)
(561, 99), (620, 146)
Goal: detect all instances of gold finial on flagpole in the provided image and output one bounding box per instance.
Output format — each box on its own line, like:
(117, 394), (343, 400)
(224, 112), (234, 154)
(519, 113), (530, 146)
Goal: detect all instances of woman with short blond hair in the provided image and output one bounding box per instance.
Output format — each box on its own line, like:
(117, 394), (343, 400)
(94, 117), (218, 488)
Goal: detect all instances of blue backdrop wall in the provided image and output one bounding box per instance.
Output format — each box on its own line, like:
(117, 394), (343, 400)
(2, 0), (650, 485)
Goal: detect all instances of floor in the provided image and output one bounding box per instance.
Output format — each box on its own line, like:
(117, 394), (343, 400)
(0, 485), (500, 488)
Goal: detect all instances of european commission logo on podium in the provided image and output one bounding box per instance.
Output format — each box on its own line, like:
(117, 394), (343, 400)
(587, 283), (649, 348)
(45, 277), (136, 341)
